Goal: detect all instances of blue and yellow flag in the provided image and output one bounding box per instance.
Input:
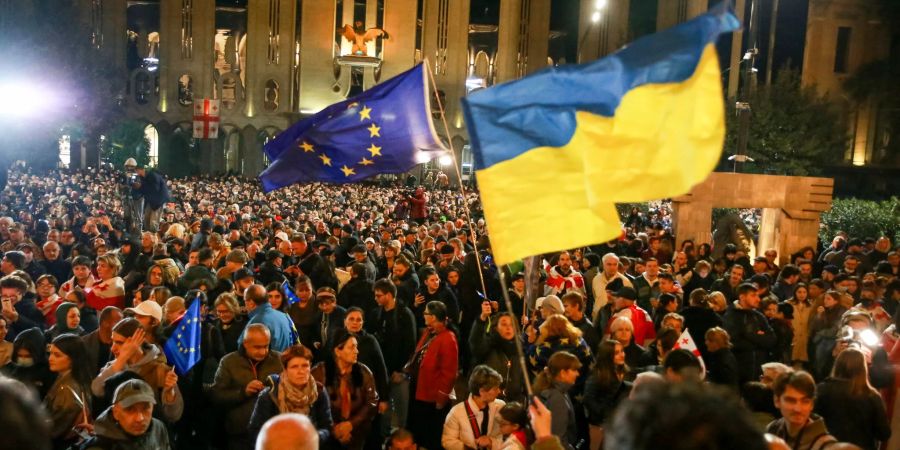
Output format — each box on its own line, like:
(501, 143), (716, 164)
(259, 64), (447, 192)
(163, 296), (202, 375)
(461, 4), (739, 265)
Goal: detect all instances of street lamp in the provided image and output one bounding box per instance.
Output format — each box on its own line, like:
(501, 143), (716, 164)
(578, 0), (608, 63)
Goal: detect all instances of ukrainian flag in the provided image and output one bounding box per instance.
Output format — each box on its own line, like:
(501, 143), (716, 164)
(461, 3), (740, 265)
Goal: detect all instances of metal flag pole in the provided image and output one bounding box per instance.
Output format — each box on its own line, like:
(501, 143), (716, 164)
(423, 59), (534, 399)
(422, 59), (488, 299)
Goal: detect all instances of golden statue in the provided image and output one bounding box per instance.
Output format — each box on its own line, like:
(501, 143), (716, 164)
(339, 21), (390, 56)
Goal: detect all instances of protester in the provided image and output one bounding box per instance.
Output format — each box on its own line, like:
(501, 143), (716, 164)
(441, 365), (506, 450)
(583, 340), (632, 450)
(86, 378), (171, 450)
(766, 371), (837, 450)
(406, 300), (458, 450)
(248, 344), (332, 445)
(44, 334), (93, 448)
(533, 351), (581, 450)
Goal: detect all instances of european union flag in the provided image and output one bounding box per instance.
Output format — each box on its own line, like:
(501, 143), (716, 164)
(163, 297), (202, 375)
(259, 64), (447, 192)
(282, 279), (301, 307)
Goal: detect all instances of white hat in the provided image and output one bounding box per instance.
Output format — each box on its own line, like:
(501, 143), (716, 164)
(126, 301), (163, 323)
(274, 231), (290, 242)
(124, 158), (138, 168)
(536, 295), (563, 315)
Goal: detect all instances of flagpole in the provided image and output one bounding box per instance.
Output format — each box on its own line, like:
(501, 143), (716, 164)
(423, 60), (533, 399)
(423, 60), (489, 300)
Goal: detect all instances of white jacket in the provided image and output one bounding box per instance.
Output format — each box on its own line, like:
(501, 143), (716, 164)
(442, 396), (506, 450)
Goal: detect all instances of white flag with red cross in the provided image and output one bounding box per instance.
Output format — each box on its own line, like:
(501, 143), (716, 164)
(673, 328), (706, 379)
(193, 98), (220, 139)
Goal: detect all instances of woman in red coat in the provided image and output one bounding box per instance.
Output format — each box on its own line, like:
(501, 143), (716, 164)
(406, 300), (458, 450)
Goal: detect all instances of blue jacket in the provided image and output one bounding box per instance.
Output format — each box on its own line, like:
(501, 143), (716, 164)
(242, 303), (295, 352)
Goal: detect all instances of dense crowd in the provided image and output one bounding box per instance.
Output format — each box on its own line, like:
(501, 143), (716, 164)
(0, 163), (898, 450)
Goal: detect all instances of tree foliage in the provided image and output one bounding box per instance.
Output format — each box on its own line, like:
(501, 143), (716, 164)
(100, 120), (151, 168)
(819, 197), (900, 242)
(721, 68), (849, 176)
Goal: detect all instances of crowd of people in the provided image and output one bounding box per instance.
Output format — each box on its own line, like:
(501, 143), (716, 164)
(0, 162), (898, 450)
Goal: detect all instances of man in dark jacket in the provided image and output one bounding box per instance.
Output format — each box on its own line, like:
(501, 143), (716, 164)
(86, 379), (171, 450)
(209, 323), (284, 450)
(133, 164), (170, 234)
(723, 283), (776, 384)
(766, 371), (836, 450)
(1, 274), (45, 341)
(366, 279), (416, 432)
(82, 306), (125, 375)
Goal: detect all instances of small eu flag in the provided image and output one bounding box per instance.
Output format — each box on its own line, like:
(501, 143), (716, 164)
(259, 64), (448, 192)
(282, 279), (301, 307)
(163, 297), (202, 375)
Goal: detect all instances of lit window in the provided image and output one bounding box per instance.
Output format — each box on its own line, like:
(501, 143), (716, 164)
(145, 125), (159, 167)
(58, 135), (71, 168)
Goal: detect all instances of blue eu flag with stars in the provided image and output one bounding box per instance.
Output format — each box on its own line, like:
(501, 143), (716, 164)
(163, 297), (202, 375)
(282, 279), (301, 307)
(259, 64), (448, 192)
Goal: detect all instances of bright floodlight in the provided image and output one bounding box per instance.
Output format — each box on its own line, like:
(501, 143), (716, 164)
(0, 80), (59, 119)
(415, 151), (433, 164)
(439, 154), (453, 167)
(595, 0), (607, 9)
(591, 11), (601, 23)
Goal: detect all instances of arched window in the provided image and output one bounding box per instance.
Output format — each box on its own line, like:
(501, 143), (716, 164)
(58, 135), (71, 168)
(145, 124), (159, 167)
(225, 132), (241, 173)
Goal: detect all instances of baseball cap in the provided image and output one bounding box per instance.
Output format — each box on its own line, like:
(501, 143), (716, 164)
(614, 286), (638, 301)
(364, 237), (376, 245)
(113, 379), (157, 408)
(274, 231), (290, 242)
(125, 301), (163, 323)
(123, 158), (138, 168)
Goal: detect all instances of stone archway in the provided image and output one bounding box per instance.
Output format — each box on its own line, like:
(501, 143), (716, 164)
(672, 173), (834, 266)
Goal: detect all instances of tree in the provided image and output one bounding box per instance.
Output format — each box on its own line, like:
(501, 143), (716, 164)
(100, 120), (151, 168)
(819, 197), (899, 242)
(720, 68), (849, 176)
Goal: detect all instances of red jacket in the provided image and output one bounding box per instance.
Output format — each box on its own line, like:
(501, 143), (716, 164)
(413, 328), (458, 404)
(408, 194), (427, 220)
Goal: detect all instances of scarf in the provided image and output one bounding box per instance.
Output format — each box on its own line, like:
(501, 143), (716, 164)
(277, 371), (319, 415)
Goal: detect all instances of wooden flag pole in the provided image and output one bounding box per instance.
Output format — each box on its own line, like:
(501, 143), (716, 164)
(423, 59), (534, 399)
(423, 60), (488, 300)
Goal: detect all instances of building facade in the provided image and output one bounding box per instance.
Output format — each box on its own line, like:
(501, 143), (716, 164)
(47, 0), (710, 180)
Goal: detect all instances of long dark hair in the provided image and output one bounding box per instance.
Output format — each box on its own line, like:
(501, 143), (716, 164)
(51, 334), (93, 390)
(592, 339), (627, 390)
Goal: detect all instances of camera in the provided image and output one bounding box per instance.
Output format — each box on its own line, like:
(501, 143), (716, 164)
(838, 325), (880, 349)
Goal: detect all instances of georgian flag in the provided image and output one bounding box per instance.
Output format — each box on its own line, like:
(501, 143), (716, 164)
(193, 98), (220, 139)
(673, 328), (706, 379)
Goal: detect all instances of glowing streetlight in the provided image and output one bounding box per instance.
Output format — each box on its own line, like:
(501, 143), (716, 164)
(439, 154), (453, 167)
(591, 11), (602, 23)
(0, 80), (61, 119)
(595, 0), (607, 9)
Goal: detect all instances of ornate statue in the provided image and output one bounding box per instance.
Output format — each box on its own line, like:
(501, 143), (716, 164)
(339, 21), (390, 56)
(712, 213), (757, 260)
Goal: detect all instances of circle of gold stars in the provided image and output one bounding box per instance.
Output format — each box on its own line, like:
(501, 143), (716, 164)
(294, 102), (384, 178)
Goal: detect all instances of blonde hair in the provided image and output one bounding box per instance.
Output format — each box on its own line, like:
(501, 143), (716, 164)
(537, 314), (583, 345)
(707, 291), (727, 311)
(609, 316), (634, 334)
(96, 253), (121, 277)
(165, 223), (186, 239)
